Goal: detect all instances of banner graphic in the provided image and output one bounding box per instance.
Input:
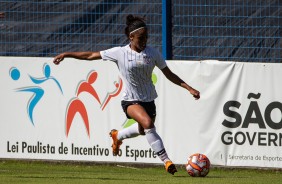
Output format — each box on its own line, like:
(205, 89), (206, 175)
(1, 57), (282, 168)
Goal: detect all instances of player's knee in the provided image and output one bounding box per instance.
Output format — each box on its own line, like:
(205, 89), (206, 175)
(140, 116), (154, 130)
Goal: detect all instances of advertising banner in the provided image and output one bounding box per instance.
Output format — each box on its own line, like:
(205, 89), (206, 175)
(0, 57), (282, 168)
(156, 61), (282, 168)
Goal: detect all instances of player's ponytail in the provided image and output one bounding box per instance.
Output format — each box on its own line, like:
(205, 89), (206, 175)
(124, 14), (146, 38)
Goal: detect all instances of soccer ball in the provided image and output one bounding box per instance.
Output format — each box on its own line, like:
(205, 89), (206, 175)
(185, 153), (210, 177)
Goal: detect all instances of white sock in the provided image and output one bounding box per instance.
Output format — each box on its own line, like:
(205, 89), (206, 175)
(117, 123), (140, 141)
(144, 128), (170, 163)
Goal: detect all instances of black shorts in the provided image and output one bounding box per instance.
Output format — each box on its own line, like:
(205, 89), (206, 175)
(121, 100), (156, 119)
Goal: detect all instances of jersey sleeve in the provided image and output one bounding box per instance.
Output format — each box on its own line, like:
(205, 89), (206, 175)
(100, 47), (121, 62)
(154, 48), (167, 70)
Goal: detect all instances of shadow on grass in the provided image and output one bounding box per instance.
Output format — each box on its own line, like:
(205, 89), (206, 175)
(174, 175), (250, 179)
(15, 175), (158, 181)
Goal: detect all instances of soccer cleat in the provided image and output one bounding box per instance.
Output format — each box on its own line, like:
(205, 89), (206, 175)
(109, 129), (122, 156)
(165, 161), (177, 175)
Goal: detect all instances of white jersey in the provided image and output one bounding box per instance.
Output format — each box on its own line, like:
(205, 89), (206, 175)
(100, 44), (167, 102)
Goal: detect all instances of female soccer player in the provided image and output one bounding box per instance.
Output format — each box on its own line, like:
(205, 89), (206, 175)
(53, 14), (200, 175)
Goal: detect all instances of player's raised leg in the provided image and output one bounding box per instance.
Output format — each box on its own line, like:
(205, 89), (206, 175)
(127, 104), (177, 175)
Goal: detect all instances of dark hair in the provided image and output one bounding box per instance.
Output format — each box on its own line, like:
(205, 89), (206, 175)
(124, 14), (146, 37)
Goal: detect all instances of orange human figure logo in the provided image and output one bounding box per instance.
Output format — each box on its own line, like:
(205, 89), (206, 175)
(66, 70), (123, 137)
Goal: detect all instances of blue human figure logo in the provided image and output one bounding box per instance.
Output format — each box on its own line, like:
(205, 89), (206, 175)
(29, 64), (63, 94)
(17, 87), (44, 125)
(10, 64), (63, 126)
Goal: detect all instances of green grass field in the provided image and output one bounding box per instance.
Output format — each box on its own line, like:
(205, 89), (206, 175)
(0, 160), (281, 184)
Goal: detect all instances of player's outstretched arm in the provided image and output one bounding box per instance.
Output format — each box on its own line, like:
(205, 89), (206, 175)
(161, 66), (200, 100)
(53, 52), (102, 65)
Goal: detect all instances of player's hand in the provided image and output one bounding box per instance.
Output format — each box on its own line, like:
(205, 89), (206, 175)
(190, 88), (200, 100)
(53, 54), (65, 65)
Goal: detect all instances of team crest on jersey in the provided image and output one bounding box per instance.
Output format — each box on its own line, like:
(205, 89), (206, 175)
(143, 55), (151, 64)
